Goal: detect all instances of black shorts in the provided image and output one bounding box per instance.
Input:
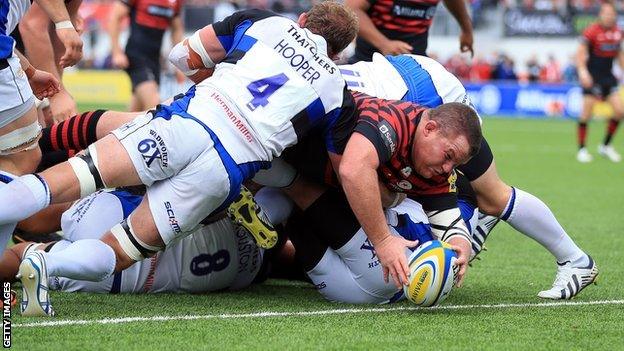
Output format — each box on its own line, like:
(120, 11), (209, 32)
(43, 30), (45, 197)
(457, 137), (494, 182)
(582, 74), (618, 99)
(124, 51), (160, 91)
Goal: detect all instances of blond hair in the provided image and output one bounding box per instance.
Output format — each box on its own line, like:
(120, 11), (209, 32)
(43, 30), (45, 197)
(304, 1), (358, 57)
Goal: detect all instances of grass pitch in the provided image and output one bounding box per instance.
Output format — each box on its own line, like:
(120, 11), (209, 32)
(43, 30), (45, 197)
(8, 117), (624, 350)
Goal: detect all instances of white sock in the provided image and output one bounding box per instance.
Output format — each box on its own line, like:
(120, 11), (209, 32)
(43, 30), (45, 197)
(501, 188), (585, 264)
(0, 174), (50, 225)
(44, 239), (116, 282)
(255, 187), (294, 225)
(0, 222), (17, 253)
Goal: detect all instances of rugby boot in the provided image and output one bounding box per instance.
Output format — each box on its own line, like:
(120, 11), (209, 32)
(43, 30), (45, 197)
(598, 144), (622, 162)
(537, 255), (599, 300)
(17, 251), (55, 316)
(227, 185), (278, 249)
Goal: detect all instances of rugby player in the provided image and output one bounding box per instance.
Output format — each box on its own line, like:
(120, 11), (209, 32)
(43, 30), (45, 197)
(109, 0), (185, 111)
(2, 189), (278, 302)
(576, 2), (623, 163)
(0, 4), (359, 316)
(0, 0), (83, 254)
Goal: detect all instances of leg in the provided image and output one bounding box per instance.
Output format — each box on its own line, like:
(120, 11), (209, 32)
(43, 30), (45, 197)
(577, 94), (596, 162)
(0, 106), (42, 175)
(598, 91), (623, 162)
(133, 81), (161, 111)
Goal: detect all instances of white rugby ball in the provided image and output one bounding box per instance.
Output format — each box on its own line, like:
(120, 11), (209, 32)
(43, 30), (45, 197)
(404, 240), (458, 307)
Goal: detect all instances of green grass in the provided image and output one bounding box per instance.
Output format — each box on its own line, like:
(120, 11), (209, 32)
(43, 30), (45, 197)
(8, 117), (624, 350)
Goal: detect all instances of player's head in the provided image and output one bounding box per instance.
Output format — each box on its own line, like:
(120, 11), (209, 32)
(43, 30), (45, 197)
(411, 103), (482, 179)
(599, 2), (617, 28)
(298, 1), (358, 58)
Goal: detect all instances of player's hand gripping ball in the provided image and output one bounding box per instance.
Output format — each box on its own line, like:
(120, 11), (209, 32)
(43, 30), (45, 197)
(404, 240), (458, 307)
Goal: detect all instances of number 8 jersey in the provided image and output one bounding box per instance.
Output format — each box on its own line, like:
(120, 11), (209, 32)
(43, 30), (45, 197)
(192, 10), (356, 158)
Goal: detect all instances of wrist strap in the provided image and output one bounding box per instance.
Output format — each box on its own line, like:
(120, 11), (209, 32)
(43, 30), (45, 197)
(55, 20), (74, 30)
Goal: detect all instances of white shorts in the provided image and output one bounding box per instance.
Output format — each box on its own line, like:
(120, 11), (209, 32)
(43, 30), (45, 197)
(112, 112), (235, 245)
(0, 55), (34, 128)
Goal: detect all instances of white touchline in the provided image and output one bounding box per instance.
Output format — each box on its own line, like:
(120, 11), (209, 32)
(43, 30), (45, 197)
(15, 299), (624, 328)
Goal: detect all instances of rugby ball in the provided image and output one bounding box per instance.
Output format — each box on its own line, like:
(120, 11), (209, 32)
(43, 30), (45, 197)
(404, 240), (458, 307)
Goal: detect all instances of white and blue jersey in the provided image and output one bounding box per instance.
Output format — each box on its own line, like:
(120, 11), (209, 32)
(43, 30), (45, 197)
(53, 190), (264, 294)
(0, 0), (30, 59)
(339, 53), (479, 120)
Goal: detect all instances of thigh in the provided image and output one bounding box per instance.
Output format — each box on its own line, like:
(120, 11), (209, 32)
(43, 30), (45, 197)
(145, 145), (235, 245)
(307, 248), (389, 304)
(334, 228), (403, 300)
(110, 113), (210, 186)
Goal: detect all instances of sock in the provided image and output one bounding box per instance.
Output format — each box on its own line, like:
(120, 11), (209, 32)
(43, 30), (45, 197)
(44, 239), (116, 282)
(603, 119), (620, 145)
(577, 122), (588, 149)
(255, 187), (294, 225)
(39, 110), (106, 153)
(0, 174), (50, 225)
(0, 222), (17, 254)
(501, 188), (585, 264)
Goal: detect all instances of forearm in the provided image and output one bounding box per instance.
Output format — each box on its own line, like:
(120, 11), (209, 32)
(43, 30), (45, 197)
(341, 166), (392, 246)
(355, 9), (390, 50)
(443, 0), (473, 33)
(426, 207), (471, 244)
(108, 7), (126, 54)
(34, 0), (71, 23)
(19, 11), (60, 78)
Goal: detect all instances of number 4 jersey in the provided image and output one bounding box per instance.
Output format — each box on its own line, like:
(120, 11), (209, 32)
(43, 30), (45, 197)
(186, 10), (356, 160)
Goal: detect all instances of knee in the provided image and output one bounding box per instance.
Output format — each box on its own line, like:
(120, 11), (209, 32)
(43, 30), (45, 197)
(475, 184), (512, 217)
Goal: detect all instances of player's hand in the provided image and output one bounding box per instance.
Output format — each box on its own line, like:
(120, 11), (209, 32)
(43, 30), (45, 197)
(459, 31), (474, 58)
(48, 89), (78, 122)
(376, 234), (419, 288)
(112, 51), (129, 69)
(448, 236), (471, 288)
(73, 14), (85, 36)
(380, 40), (413, 56)
(579, 70), (593, 89)
(28, 69), (60, 100)
(55, 28), (83, 68)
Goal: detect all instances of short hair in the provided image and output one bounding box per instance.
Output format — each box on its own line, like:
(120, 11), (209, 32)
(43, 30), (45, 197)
(428, 102), (482, 157)
(304, 1), (358, 57)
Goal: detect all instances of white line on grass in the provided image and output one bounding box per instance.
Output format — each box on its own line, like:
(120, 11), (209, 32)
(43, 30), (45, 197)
(15, 299), (624, 328)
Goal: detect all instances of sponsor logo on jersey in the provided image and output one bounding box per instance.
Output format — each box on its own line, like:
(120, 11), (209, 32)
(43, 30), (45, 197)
(448, 171), (457, 193)
(210, 92), (254, 143)
(164, 201), (182, 234)
(400, 167), (412, 178)
(398, 180), (413, 190)
(146, 5), (175, 18)
(137, 131), (168, 168)
(379, 121), (397, 155)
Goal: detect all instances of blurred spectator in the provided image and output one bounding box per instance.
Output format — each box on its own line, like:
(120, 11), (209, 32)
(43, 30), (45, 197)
(540, 54), (563, 82)
(563, 55), (578, 82)
(471, 56), (493, 81)
(444, 54), (471, 80)
(493, 54), (517, 80)
(526, 55), (541, 82)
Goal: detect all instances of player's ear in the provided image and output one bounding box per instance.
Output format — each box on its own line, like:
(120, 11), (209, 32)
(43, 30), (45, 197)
(423, 119), (439, 137)
(298, 13), (308, 28)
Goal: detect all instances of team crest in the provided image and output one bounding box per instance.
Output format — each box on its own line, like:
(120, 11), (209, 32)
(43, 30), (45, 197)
(400, 167), (412, 178)
(448, 170), (457, 193)
(398, 180), (413, 190)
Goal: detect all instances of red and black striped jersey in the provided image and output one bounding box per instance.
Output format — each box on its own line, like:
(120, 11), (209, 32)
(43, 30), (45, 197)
(122, 0), (183, 55)
(352, 92), (454, 197)
(367, 0), (440, 34)
(581, 22), (622, 77)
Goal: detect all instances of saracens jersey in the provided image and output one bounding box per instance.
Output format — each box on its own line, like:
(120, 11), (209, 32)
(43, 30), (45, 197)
(192, 10), (356, 158)
(581, 22), (623, 78)
(122, 0), (184, 57)
(352, 91), (454, 197)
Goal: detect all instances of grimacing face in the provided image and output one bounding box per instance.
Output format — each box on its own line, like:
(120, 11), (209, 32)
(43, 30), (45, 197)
(410, 119), (471, 179)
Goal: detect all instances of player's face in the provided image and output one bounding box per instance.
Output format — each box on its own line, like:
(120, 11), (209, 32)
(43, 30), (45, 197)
(599, 5), (617, 28)
(411, 122), (470, 179)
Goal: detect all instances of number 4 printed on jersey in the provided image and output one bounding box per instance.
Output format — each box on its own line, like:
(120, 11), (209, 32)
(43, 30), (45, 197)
(246, 73), (289, 111)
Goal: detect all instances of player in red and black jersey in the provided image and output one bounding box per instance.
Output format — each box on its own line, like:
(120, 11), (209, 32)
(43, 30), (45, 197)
(576, 2), (623, 163)
(109, 0), (185, 111)
(346, 0), (473, 61)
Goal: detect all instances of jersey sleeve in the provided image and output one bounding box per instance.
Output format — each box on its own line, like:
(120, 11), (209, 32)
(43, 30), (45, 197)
(211, 9), (277, 53)
(322, 87), (358, 154)
(352, 92), (401, 164)
(581, 25), (594, 45)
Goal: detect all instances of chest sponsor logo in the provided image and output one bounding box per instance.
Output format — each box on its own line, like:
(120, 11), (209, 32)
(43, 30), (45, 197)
(147, 5), (175, 18)
(391, 1), (437, 19)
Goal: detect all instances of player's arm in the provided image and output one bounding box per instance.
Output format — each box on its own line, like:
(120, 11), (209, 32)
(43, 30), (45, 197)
(443, 0), (473, 57)
(109, 1), (131, 69)
(34, 0), (82, 67)
(577, 31), (593, 88)
(345, 0), (412, 55)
